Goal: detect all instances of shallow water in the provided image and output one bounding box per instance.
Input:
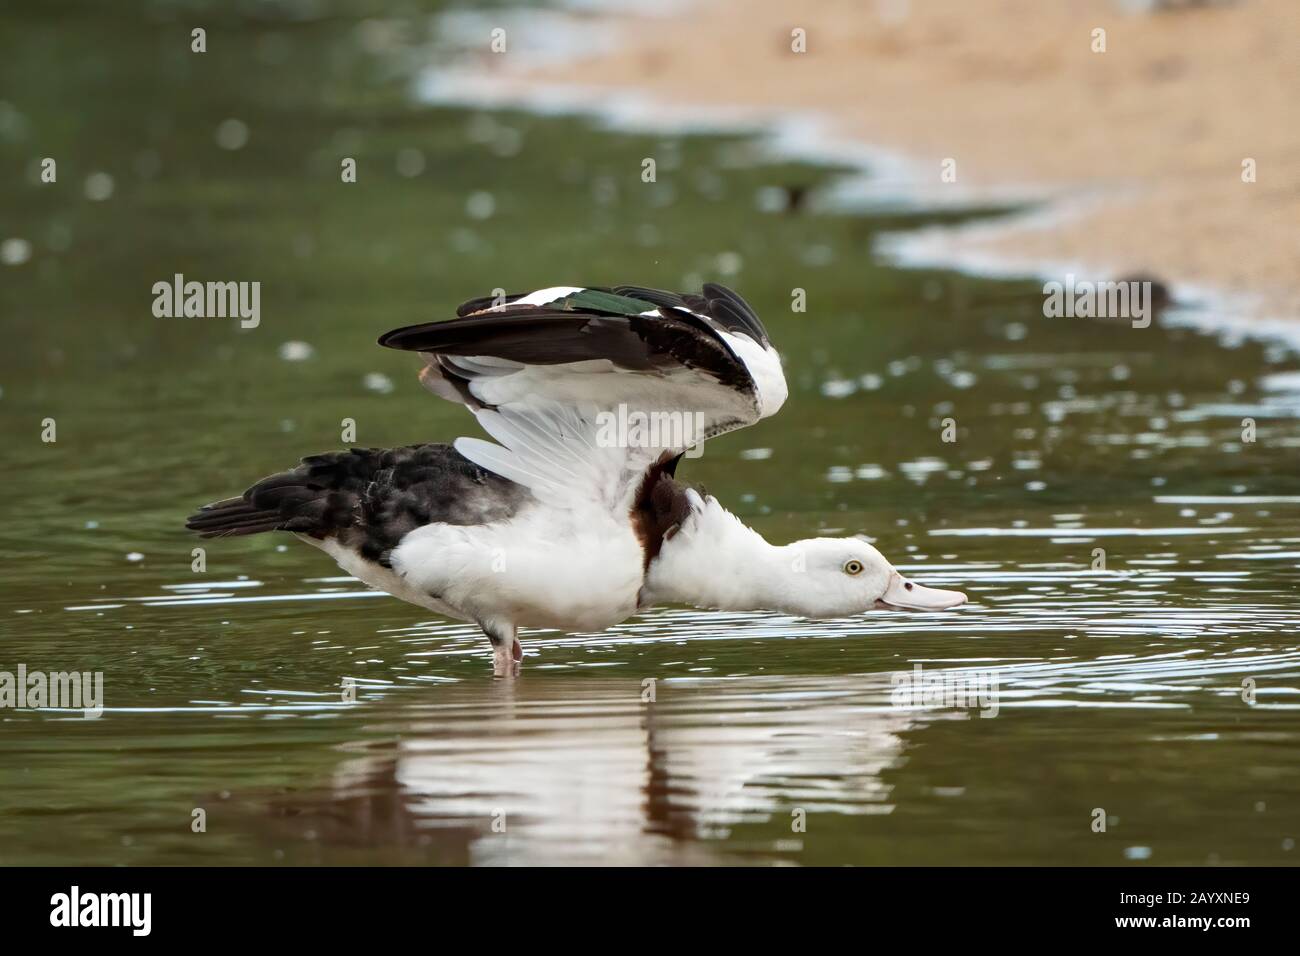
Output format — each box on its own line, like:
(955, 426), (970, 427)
(1, 1), (1298, 866)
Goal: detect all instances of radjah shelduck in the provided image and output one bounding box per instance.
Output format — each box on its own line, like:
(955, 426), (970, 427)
(187, 284), (967, 676)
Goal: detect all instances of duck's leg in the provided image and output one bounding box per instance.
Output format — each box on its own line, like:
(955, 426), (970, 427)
(481, 619), (522, 678)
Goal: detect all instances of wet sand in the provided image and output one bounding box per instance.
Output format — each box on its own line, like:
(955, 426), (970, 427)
(489, 0), (1299, 321)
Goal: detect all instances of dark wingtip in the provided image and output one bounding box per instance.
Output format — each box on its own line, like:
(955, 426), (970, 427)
(377, 326), (413, 350)
(379, 322), (449, 351)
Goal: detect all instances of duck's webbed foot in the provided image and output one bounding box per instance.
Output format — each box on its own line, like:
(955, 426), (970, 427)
(481, 620), (521, 678)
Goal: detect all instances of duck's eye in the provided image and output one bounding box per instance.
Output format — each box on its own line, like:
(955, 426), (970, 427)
(843, 560), (864, 576)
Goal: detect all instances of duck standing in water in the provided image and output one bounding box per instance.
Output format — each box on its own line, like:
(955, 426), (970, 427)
(187, 284), (967, 676)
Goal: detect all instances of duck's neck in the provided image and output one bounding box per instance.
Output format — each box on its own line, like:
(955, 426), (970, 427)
(643, 495), (801, 614)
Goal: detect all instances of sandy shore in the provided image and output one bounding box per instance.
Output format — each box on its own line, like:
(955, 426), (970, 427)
(463, 0), (1299, 322)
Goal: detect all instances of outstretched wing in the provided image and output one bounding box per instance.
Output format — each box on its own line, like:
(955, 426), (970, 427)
(378, 284), (787, 511)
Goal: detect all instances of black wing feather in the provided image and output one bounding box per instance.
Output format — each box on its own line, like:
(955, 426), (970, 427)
(379, 301), (757, 398)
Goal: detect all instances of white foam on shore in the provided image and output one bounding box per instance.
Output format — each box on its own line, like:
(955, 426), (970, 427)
(412, 3), (1300, 351)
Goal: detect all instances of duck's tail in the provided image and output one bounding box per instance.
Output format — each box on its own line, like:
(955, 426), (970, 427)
(184, 448), (385, 539)
(184, 496), (286, 538)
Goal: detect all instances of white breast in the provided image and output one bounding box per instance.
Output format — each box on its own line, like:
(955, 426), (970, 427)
(388, 502), (646, 632)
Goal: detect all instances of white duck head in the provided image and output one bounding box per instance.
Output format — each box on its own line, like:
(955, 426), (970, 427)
(769, 535), (967, 619)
